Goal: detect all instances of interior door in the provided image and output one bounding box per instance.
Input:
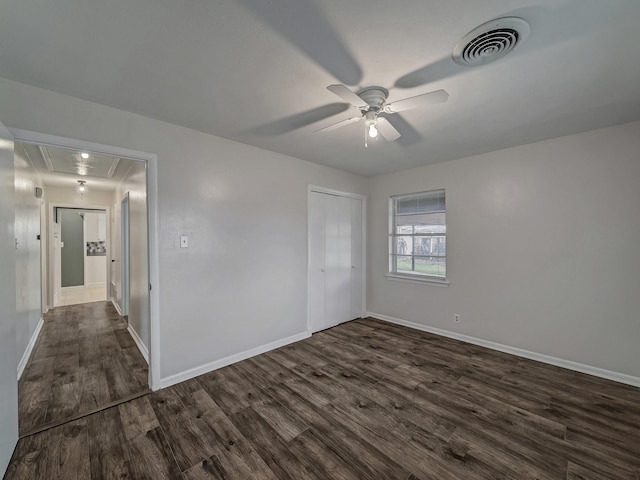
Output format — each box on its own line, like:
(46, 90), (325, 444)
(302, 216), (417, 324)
(324, 195), (353, 329)
(60, 210), (85, 287)
(308, 191), (326, 333)
(309, 190), (363, 333)
(350, 197), (363, 319)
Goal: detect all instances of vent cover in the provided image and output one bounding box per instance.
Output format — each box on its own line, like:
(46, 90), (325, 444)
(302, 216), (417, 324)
(452, 17), (530, 67)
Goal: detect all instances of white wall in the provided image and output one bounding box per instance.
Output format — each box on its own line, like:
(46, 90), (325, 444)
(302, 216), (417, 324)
(111, 161), (149, 350)
(84, 212), (106, 285)
(368, 121), (640, 379)
(0, 78), (368, 383)
(46, 185), (114, 206)
(13, 144), (43, 367)
(0, 124), (18, 478)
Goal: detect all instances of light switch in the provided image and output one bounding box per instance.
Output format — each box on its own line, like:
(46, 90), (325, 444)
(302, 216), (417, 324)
(180, 235), (189, 248)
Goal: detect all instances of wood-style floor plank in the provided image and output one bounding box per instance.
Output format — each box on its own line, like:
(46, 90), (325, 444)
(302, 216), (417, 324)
(148, 385), (216, 472)
(87, 407), (134, 480)
(45, 419), (90, 480)
(6, 317), (640, 480)
(18, 301), (149, 436)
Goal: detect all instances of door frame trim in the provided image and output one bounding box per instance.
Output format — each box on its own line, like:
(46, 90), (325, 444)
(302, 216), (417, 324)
(8, 128), (161, 391)
(307, 185), (367, 335)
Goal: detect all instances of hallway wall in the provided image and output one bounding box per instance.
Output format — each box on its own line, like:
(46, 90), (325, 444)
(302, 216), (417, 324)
(0, 124), (18, 479)
(13, 143), (43, 371)
(111, 161), (149, 351)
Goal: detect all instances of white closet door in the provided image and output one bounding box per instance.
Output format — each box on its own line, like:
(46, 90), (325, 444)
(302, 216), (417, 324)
(325, 195), (352, 329)
(308, 191), (326, 333)
(350, 197), (363, 319)
(309, 190), (363, 333)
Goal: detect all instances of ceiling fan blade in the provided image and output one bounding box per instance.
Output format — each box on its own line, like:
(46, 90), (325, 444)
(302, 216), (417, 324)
(250, 103), (349, 136)
(376, 117), (401, 141)
(237, 0), (362, 85)
(315, 116), (362, 133)
(385, 89), (449, 113)
(327, 84), (367, 108)
(394, 56), (463, 89)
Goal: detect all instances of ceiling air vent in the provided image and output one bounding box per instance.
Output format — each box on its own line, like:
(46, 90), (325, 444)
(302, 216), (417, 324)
(452, 17), (530, 67)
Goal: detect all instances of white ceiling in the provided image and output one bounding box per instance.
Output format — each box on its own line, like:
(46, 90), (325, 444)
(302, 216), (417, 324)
(18, 142), (139, 191)
(2, 0), (640, 176)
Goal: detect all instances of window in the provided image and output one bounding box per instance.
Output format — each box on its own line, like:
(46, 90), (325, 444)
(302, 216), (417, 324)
(390, 189), (446, 280)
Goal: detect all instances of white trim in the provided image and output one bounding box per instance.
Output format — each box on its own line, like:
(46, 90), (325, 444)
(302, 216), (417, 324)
(159, 331), (310, 389)
(107, 157), (120, 178)
(17, 317), (44, 380)
(385, 273), (450, 286)
(308, 184), (366, 201)
(111, 297), (123, 316)
(306, 185), (367, 335)
(127, 324), (149, 364)
(146, 154), (161, 391)
(9, 129), (156, 162)
(10, 128), (161, 391)
(367, 312), (640, 388)
(38, 145), (54, 172)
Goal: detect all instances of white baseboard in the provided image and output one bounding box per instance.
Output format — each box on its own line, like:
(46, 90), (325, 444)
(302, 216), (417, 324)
(159, 331), (311, 389)
(17, 317), (44, 380)
(367, 312), (640, 388)
(127, 324), (149, 364)
(111, 298), (122, 316)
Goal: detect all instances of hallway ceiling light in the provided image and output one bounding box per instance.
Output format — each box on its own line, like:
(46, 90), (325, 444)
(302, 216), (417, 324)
(77, 180), (87, 195)
(80, 152), (90, 159)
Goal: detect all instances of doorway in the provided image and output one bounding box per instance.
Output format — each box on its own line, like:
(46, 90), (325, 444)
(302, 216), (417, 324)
(308, 186), (366, 333)
(55, 207), (108, 306)
(8, 130), (160, 439)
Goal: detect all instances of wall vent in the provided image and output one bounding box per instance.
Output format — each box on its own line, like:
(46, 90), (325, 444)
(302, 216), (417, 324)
(452, 17), (530, 67)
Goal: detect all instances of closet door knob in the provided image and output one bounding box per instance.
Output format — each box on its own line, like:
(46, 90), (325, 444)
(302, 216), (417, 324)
(320, 268), (325, 272)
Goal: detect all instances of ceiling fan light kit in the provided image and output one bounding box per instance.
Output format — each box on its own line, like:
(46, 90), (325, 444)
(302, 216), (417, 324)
(77, 179), (87, 195)
(320, 84), (446, 144)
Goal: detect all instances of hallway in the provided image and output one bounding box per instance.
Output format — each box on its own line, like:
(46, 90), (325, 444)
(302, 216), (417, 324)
(18, 301), (149, 436)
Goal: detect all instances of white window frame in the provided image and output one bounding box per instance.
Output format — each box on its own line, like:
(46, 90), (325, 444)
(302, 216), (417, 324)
(387, 189), (449, 286)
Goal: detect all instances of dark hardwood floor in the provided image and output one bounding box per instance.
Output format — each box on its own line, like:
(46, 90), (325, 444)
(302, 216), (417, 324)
(6, 318), (640, 479)
(17, 301), (149, 436)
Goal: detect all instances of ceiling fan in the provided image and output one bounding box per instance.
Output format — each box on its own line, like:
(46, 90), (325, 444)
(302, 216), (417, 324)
(316, 84), (449, 144)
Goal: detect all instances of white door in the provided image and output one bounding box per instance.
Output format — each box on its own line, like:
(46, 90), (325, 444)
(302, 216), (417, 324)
(309, 190), (364, 333)
(0, 122), (19, 475)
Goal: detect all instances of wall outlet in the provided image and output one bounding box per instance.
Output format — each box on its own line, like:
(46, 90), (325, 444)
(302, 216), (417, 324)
(454, 314), (461, 323)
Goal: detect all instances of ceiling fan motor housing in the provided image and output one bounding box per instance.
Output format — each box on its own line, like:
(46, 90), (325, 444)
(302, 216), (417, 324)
(357, 87), (389, 111)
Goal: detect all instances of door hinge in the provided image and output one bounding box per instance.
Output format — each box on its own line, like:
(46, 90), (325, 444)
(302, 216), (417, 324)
(149, 284), (152, 291)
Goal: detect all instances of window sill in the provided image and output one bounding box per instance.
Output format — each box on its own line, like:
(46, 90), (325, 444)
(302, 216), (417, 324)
(385, 273), (450, 287)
